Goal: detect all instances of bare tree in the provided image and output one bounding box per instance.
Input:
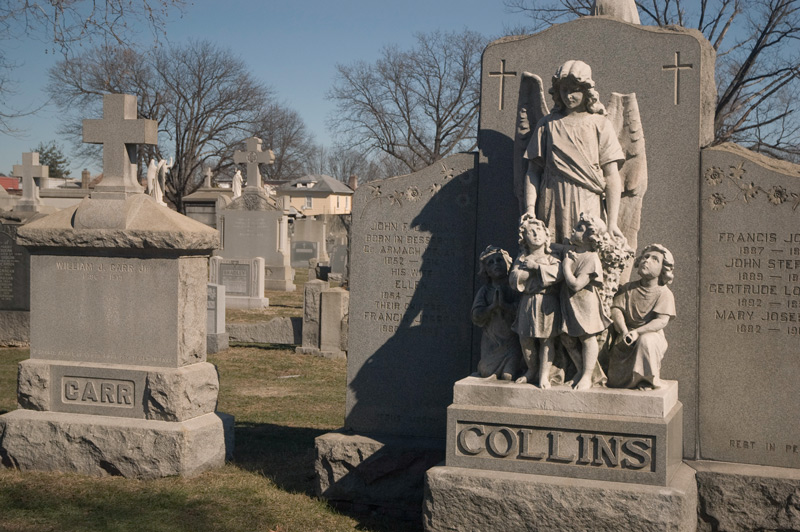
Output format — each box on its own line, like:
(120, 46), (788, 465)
(0, 0), (185, 134)
(254, 102), (317, 181)
(48, 41), (284, 212)
(328, 30), (486, 173)
(503, 0), (800, 162)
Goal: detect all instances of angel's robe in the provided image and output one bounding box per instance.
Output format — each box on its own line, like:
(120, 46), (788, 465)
(525, 111), (625, 244)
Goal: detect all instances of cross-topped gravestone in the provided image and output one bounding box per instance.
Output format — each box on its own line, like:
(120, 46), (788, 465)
(83, 94), (158, 196)
(203, 167), (213, 188)
(233, 137), (275, 189)
(12, 152), (47, 212)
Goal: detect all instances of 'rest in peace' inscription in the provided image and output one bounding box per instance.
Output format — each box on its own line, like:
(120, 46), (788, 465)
(699, 147), (800, 468)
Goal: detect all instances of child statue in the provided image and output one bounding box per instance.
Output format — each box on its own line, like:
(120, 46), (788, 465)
(471, 246), (522, 381)
(561, 213), (610, 390)
(509, 214), (562, 388)
(607, 244), (676, 389)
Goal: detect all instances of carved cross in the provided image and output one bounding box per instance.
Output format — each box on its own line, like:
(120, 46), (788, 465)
(488, 59), (517, 111)
(233, 137), (275, 189)
(12, 152), (47, 210)
(204, 167), (213, 188)
(82, 94), (158, 195)
(662, 52), (693, 105)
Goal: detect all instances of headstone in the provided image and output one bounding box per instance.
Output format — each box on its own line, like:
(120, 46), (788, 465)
(291, 216), (328, 268)
(315, 152), (478, 516)
(209, 256), (268, 309)
(217, 137), (294, 291)
(329, 236), (349, 284)
(699, 144), (800, 468)
(296, 279), (329, 355)
(0, 93), (232, 479)
(207, 283), (229, 354)
(0, 216), (32, 346)
(12, 152), (47, 211)
(319, 287), (349, 359)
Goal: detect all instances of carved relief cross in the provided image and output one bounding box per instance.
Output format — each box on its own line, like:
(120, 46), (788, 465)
(662, 52), (693, 105)
(489, 59), (517, 111)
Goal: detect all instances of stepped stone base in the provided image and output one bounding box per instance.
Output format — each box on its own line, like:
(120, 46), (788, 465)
(424, 463), (697, 532)
(0, 410), (233, 479)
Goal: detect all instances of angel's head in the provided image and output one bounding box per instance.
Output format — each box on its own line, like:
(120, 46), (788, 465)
(518, 214), (550, 253)
(634, 243), (675, 286)
(550, 60), (605, 115)
(478, 245), (512, 281)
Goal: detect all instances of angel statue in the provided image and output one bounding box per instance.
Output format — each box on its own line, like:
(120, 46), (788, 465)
(513, 60), (647, 280)
(232, 169), (243, 199)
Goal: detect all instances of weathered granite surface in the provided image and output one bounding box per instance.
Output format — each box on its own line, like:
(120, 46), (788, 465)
(693, 460), (800, 532)
(0, 311), (28, 347)
(0, 410), (233, 478)
(17, 195), (218, 251)
(424, 463), (697, 532)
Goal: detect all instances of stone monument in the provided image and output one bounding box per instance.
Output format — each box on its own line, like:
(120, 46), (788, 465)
(184, 167), (233, 230)
(0, 93), (233, 478)
(217, 137), (295, 291)
(209, 255), (269, 309)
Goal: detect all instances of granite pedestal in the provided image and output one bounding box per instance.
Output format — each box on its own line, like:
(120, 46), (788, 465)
(424, 378), (692, 530)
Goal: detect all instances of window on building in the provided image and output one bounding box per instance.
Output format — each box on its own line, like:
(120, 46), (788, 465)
(305, 196), (312, 209)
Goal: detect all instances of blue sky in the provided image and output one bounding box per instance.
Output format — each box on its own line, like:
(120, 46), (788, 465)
(0, 0), (519, 178)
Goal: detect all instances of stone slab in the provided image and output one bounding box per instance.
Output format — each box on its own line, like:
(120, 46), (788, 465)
(29, 255), (206, 368)
(477, 18), (716, 459)
(423, 463), (697, 532)
(207, 283), (226, 335)
(207, 332), (229, 354)
(691, 460), (800, 532)
(0, 310), (29, 346)
(0, 221), (30, 311)
(226, 317), (302, 345)
(699, 144), (800, 469)
(346, 152), (478, 440)
(454, 377), (678, 418)
(301, 280), (329, 349)
(17, 359), (219, 421)
(0, 410), (233, 479)
(314, 430), (444, 520)
(446, 403), (683, 486)
(320, 288), (349, 357)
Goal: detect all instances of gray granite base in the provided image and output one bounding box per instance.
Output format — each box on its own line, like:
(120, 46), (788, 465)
(206, 332), (229, 354)
(0, 310), (29, 347)
(314, 430), (444, 520)
(423, 463), (697, 532)
(692, 460), (800, 532)
(0, 410), (233, 478)
(227, 317), (302, 345)
(225, 296), (269, 309)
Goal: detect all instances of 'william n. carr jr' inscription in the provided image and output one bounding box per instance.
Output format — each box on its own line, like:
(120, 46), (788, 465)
(700, 147), (800, 468)
(30, 255), (203, 368)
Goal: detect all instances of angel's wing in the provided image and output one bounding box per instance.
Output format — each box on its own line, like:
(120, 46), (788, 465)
(513, 72), (549, 215)
(607, 92), (647, 282)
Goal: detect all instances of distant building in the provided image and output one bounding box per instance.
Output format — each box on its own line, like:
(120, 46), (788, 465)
(0, 176), (21, 192)
(277, 174), (353, 215)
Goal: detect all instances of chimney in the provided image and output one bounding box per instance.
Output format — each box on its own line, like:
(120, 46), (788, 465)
(348, 174), (358, 191)
(81, 169), (91, 189)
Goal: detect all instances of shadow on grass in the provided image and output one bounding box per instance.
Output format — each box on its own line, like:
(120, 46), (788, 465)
(232, 422), (424, 532)
(0, 476), (237, 532)
(228, 343), (297, 351)
(233, 421), (325, 495)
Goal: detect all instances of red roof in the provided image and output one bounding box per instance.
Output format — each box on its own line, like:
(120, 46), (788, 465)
(0, 176), (20, 191)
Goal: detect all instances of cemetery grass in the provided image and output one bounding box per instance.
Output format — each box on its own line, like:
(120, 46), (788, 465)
(0, 347), (419, 532)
